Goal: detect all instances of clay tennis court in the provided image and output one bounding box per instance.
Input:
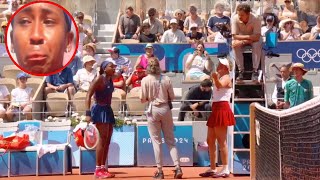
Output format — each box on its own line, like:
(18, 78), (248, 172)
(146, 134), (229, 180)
(7, 167), (249, 180)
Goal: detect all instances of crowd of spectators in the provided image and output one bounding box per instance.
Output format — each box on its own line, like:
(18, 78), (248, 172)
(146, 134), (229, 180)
(118, 0), (320, 43)
(0, 0), (319, 122)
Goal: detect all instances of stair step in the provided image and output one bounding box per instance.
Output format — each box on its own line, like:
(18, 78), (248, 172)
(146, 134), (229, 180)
(235, 80), (262, 85)
(97, 36), (113, 42)
(99, 24), (116, 30)
(96, 48), (111, 54)
(96, 42), (113, 49)
(97, 30), (115, 37)
(95, 53), (110, 58)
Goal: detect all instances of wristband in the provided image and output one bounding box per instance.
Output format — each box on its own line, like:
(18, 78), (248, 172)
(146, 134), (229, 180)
(85, 110), (91, 116)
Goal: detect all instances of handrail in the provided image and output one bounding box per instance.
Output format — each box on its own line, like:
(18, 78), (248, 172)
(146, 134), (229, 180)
(112, 10), (122, 43)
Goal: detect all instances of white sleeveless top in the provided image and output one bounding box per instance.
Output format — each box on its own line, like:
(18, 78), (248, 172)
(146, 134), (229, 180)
(212, 80), (233, 102)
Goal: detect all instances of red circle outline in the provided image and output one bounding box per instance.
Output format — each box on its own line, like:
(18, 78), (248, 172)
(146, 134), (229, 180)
(5, 0), (80, 77)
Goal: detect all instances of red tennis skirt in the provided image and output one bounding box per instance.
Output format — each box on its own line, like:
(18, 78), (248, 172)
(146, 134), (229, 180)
(207, 101), (235, 128)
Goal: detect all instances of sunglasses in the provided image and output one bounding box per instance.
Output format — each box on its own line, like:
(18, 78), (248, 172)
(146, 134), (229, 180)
(77, 16), (84, 19)
(284, 1), (291, 3)
(148, 14), (155, 17)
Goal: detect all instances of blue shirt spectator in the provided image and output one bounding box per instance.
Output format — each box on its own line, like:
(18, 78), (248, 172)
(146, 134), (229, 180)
(46, 67), (73, 87)
(45, 67), (76, 100)
(207, 16), (230, 33)
(68, 51), (83, 75)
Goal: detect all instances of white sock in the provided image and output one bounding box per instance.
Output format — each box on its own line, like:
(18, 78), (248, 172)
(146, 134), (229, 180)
(96, 166), (101, 170)
(101, 165), (105, 169)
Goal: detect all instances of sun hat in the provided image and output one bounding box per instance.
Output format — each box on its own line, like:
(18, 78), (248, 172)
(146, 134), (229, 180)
(290, 63), (308, 74)
(82, 55), (96, 67)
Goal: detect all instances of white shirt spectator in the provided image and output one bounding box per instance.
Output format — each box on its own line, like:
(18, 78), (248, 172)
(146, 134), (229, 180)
(143, 18), (164, 35)
(11, 87), (33, 107)
(73, 68), (97, 92)
(186, 54), (207, 74)
(280, 28), (300, 41)
(271, 79), (286, 104)
(310, 26), (320, 40)
(160, 29), (187, 43)
(0, 85), (9, 110)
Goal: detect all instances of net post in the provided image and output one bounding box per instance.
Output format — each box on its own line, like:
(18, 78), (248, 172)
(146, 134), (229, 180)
(249, 103), (256, 180)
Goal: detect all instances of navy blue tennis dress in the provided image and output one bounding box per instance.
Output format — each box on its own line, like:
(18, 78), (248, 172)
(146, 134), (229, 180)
(91, 78), (115, 124)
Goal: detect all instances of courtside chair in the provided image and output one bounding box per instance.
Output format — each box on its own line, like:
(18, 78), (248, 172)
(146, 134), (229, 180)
(46, 93), (69, 117)
(38, 121), (72, 175)
(0, 78), (16, 93)
(73, 92), (87, 116)
(73, 92), (95, 115)
(125, 91), (147, 116)
(26, 78), (44, 94)
(0, 122), (19, 177)
(2, 65), (22, 80)
(10, 120), (42, 176)
(111, 91), (122, 116)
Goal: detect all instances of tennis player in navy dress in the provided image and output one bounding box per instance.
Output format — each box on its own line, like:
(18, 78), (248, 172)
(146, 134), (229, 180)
(85, 60), (116, 178)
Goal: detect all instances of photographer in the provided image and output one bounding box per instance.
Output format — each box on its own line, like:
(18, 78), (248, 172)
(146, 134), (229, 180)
(207, 2), (231, 42)
(185, 42), (213, 81)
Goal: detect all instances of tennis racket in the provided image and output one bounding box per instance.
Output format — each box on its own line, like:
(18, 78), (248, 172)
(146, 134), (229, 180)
(83, 123), (100, 150)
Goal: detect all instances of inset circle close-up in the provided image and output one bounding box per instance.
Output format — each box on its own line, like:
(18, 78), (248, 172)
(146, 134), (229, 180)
(5, 0), (79, 76)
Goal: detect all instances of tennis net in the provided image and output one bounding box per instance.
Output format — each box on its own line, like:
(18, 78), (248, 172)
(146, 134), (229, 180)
(251, 95), (320, 180)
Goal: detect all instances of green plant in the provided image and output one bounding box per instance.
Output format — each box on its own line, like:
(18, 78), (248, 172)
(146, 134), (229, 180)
(69, 113), (86, 128)
(114, 117), (136, 128)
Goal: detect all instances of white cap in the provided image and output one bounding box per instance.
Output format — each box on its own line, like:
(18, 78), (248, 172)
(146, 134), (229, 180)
(218, 58), (230, 70)
(189, 24), (198, 30)
(170, 18), (178, 24)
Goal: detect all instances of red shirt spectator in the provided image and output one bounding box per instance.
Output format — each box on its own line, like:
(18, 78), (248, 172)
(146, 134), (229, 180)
(126, 67), (146, 89)
(113, 74), (125, 89)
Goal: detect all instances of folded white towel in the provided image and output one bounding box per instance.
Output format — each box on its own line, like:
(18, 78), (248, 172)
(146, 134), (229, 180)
(38, 145), (57, 158)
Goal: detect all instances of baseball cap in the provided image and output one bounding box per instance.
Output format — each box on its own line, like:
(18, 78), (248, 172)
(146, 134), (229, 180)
(266, 15), (274, 22)
(107, 47), (120, 54)
(218, 58), (230, 70)
(170, 18), (178, 24)
(17, 72), (30, 79)
(189, 24), (198, 30)
(145, 43), (154, 49)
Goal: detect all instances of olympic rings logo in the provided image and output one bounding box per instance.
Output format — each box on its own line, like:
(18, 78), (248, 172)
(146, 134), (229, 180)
(296, 48), (320, 63)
